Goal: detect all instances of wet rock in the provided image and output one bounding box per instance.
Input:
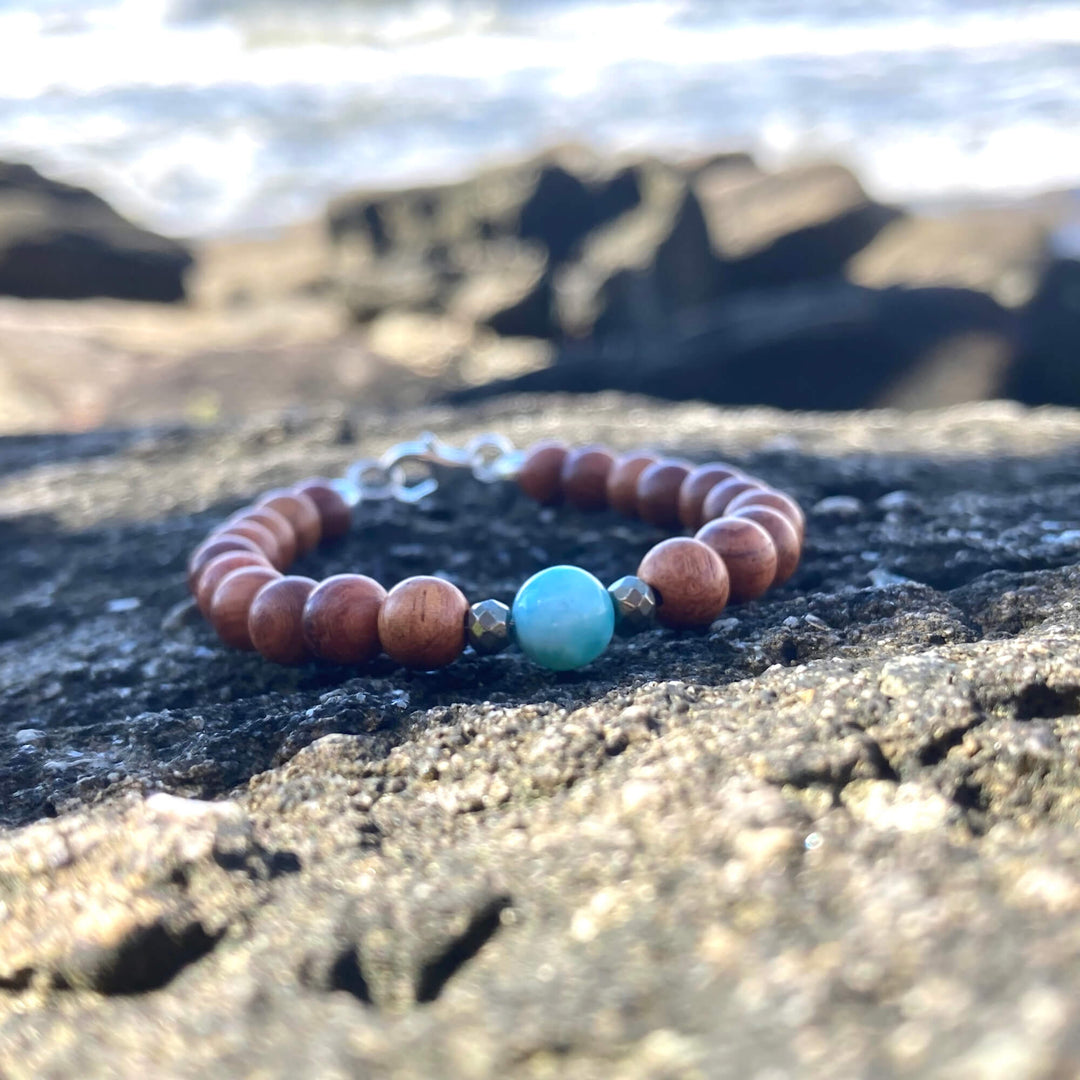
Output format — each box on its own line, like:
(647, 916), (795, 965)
(0, 161), (193, 302)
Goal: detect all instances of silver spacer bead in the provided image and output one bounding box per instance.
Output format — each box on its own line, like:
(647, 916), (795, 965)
(466, 598), (512, 655)
(608, 575), (658, 636)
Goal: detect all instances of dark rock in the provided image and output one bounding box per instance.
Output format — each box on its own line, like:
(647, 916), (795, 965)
(554, 161), (722, 339)
(453, 281), (1016, 411)
(328, 153), (607, 264)
(1008, 257), (1080, 407)
(848, 206), (1050, 306)
(446, 241), (553, 339)
(329, 152), (625, 326)
(0, 162), (193, 302)
(5, 399), (1080, 1074)
(696, 161), (902, 289)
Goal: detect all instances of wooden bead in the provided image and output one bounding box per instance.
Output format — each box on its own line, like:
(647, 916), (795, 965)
(224, 506), (296, 569)
(730, 505), (801, 586)
(302, 574), (387, 665)
(196, 550), (273, 617)
(694, 517), (777, 603)
(606, 452), (658, 517)
(187, 532), (264, 593)
(293, 479), (351, 541)
(637, 460), (692, 528)
(678, 463), (743, 530)
(518, 440), (568, 505)
(257, 489), (322, 553)
(637, 537), (730, 628)
(700, 477), (763, 522)
(213, 517), (282, 570)
(247, 576), (318, 664)
(725, 488), (806, 543)
(561, 446), (615, 511)
(209, 565), (282, 650)
(378, 576), (469, 669)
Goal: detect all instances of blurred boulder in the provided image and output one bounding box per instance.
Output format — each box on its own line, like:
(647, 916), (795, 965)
(554, 160), (723, 338)
(445, 240), (552, 338)
(0, 162), (193, 302)
(449, 282), (1015, 411)
(326, 151), (1080, 415)
(848, 208), (1051, 307)
(328, 152), (608, 263)
(696, 161), (902, 288)
(1008, 256), (1080, 406)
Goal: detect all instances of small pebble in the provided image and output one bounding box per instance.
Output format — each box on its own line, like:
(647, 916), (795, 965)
(812, 495), (863, 518)
(876, 490), (919, 512)
(869, 568), (912, 588)
(106, 597), (141, 613)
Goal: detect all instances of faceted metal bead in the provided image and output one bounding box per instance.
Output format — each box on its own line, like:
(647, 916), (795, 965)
(608, 575), (658, 636)
(466, 598), (512, 655)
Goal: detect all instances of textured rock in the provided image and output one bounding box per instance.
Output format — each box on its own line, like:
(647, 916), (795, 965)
(5, 397), (1080, 1075)
(0, 161), (193, 302)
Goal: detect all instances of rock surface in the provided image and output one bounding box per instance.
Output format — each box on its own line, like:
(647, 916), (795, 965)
(0, 162), (193, 302)
(5, 396), (1080, 1076)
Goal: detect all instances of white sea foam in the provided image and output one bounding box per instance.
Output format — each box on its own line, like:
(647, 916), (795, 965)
(0, 0), (1077, 233)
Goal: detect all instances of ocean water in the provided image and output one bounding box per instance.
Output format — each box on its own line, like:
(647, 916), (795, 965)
(0, 0), (1078, 236)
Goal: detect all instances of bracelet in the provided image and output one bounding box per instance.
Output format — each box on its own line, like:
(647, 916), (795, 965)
(185, 432), (805, 672)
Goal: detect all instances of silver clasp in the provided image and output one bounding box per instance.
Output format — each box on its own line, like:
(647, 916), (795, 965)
(340, 431), (522, 506)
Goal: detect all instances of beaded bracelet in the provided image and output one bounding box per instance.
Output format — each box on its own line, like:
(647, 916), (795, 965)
(185, 433), (805, 672)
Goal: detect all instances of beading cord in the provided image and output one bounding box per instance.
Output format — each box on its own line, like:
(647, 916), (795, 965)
(185, 432), (805, 672)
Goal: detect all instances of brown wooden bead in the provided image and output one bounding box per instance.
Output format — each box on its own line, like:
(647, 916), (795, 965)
(517, 440), (568, 505)
(694, 517), (778, 603)
(725, 488), (806, 543)
(637, 537), (730, 628)
(223, 506), (296, 569)
(561, 446), (615, 511)
(606, 452), (658, 517)
(700, 477), (764, 522)
(196, 550), (273, 617)
(637, 460), (692, 528)
(678, 463), (743, 530)
(377, 576), (469, 669)
(187, 532), (264, 593)
(302, 574), (387, 665)
(730, 505), (801, 586)
(257, 489), (322, 553)
(293, 479), (351, 541)
(209, 565), (282, 650)
(247, 576), (318, 664)
(213, 517), (282, 570)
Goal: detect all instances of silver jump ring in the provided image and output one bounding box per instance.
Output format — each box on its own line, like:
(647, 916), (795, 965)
(388, 458), (438, 504)
(345, 458), (395, 501)
(468, 433), (516, 483)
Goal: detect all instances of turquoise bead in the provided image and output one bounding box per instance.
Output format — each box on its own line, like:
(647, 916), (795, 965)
(512, 565), (615, 671)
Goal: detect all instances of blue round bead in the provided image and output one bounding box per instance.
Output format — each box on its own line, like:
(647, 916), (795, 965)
(512, 565), (615, 671)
